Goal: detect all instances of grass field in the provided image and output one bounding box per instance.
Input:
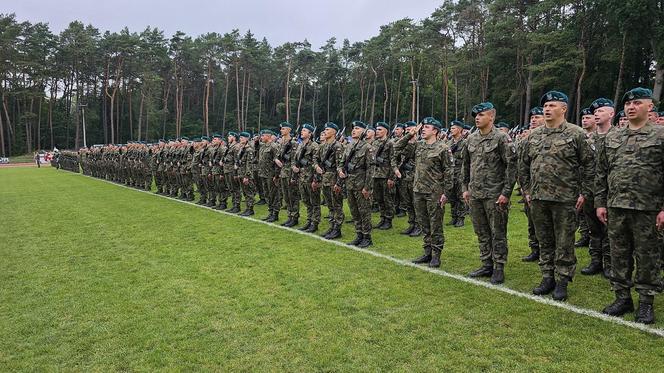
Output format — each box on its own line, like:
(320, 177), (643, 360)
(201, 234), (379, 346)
(1, 166), (663, 371)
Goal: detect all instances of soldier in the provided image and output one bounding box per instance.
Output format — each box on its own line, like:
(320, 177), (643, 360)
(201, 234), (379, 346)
(338, 121), (374, 247)
(462, 102), (517, 284)
(574, 108), (596, 248)
(392, 123), (406, 217)
(371, 121), (395, 230)
(275, 122), (300, 227)
(155, 139), (166, 194)
(519, 91), (594, 301)
(520, 108), (544, 263)
(253, 135), (266, 206)
(223, 132), (242, 213)
(596, 87), (664, 324)
(395, 117), (453, 267)
(315, 122), (345, 239)
(211, 134), (228, 210)
(392, 121), (420, 237)
(293, 123), (320, 232)
(446, 120), (467, 228)
(657, 111), (664, 125)
(200, 137), (216, 207)
(193, 138), (207, 204)
(258, 129), (280, 222)
(236, 132), (256, 216)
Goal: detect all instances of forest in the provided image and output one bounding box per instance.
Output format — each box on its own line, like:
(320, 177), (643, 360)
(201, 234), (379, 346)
(0, 0), (662, 155)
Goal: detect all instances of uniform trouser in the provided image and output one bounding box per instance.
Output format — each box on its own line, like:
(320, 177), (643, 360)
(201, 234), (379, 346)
(607, 208), (662, 297)
(182, 172), (193, 196)
(398, 178), (417, 226)
(577, 209), (590, 239)
(582, 201), (610, 267)
(531, 200), (577, 280)
(155, 169), (164, 190)
(193, 173), (204, 198)
(523, 203), (540, 249)
(214, 173), (227, 204)
(281, 177), (300, 219)
(414, 191), (445, 255)
(225, 173), (241, 207)
(373, 178), (394, 220)
(240, 177), (256, 209)
(261, 176), (280, 215)
(145, 167), (152, 189)
(469, 198), (509, 265)
(254, 170), (264, 199)
(322, 183), (344, 226)
(299, 179), (321, 224)
(348, 188), (372, 235)
(449, 179), (465, 221)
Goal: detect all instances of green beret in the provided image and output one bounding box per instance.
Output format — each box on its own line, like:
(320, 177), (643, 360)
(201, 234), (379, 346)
(180, 136), (189, 141)
(212, 133), (223, 139)
(158, 138), (166, 143)
(395, 123), (405, 129)
(324, 122), (339, 131)
(301, 123), (315, 133)
(167, 138), (175, 142)
(366, 124), (375, 131)
(404, 121), (417, 127)
(658, 111), (664, 117)
(622, 87), (653, 105)
(260, 129), (276, 136)
(375, 121), (390, 131)
(540, 91), (569, 106)
(471, 102), (494, 117)
(421, 117), (442, 129)
(239, 131), (251, 138)
(495, 122), (510, 129)
(201, 136), (210, 141)
(529, 107), (543, 116)
(450, 120), (464, 128)
(352, 120), (366, 129)
(279, 121), (293, 129)
(617, 110), (625, 118)
(590, 98), (614, 112)
(463, 124), (473, 131)
(581, 107), (593, 116)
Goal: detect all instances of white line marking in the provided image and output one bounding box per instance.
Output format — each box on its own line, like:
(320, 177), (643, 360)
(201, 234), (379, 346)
(77, 172), (664, 338)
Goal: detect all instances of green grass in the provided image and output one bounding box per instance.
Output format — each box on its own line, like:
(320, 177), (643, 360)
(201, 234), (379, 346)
(7, 154), (37, 163)
(1, 167), (663, 371)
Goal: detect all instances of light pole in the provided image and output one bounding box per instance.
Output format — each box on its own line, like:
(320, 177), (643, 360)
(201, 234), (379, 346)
(79, 103), (87, 148)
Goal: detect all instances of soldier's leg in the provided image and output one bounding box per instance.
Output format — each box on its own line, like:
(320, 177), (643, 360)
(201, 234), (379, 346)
(399, 180), (417, 234)
(331, 187), (345, 227)
(581, 202), (604, 275)
(607, 208), (635, 296)
(631, 210), (662, 304)
(217, 174), (228, 209)
(550, 202), (578, 281)
(427, 196), (444, 266)
(356, 188), (372, 239)
(531, 200), (555, 279)
(486, 198), (509, 266)
(468, 199), (494, 277)
(299, 181), (313, 226)
(311, 184), (321, 227)
(207, 174), (217, 206)
(240, 178), (255, 214)
(413, 192), (432, 259)
(575, 209), (590, 247)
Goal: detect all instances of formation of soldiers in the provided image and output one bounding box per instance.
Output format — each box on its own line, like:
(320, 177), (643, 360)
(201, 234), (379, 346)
(54, 150), (80, 172)
(58, 87), (664, 325)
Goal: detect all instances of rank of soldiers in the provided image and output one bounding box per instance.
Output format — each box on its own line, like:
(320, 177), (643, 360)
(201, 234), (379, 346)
(58, 87), (664, 325)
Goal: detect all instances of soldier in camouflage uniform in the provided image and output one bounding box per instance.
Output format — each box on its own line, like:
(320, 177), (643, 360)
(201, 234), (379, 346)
(210, 134), (227, 210)
(596, 87), (664, 324)
(276, 122), (300, 227)
(315, 122), (345, 239)
(224, 132), (242, 213)
(462, 102), (517, 284)
(193, 138), (206, 204)
(236, 132), (256, 216)
(519, 107), (544, 262)
(258, 129), (281, 222)
(292, 124), (320, 232)
(392, 121), (420, 237)
(394, 117), (454, 267)
(519, 91), (594, 302)
(154, 139), (166, 194)
(446, 120), (467, 228)
(338, 121), (375, 248)
(371, 122), (396, 230)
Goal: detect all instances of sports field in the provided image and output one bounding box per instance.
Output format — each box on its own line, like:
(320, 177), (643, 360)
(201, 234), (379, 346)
(1, 167), (663, 371)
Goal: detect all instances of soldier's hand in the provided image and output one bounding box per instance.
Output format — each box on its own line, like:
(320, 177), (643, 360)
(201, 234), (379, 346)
(463, 191), (471, 204)
(524, 194), (532, 207)
(387, 179), (395, 189)
(338, 170), (347, 179)
(657, 211), (664, 230)
(393, 168), (402, 179)
(575, 194), (586, 211)
(243, 177), (249, 185)
(273, 176), (278, 185)
(275, 159), (283, 168)
(597, 207), (608, 225)
(315, 165), (323, 174)
(333, 184), (342, 195)
(292, 165), (300, 173)
(439, 193), (448, 206)
(496, 194), (509, 210)
(311, 181), (319, 191)
(361, 188), (371, 199)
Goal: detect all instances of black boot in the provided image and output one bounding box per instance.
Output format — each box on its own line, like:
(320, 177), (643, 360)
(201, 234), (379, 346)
(299, 221), (312, 231)
(256, 198), (267, 205)
(357, 233), (372, 248)
(574, 235), (590, 247)
(412, 249), (432, 264)
(378, 219), (392, 230)
(454, 218), (465, 227)
(305, 223), (318, 233)
(197, 197), (207, 205)
(521, 248), (540, 262)
(286, 218), (299, 228)
(428, 250), (441, 268)
(552, 276), (571, 301)
(602, 294), (634, 316)
(261, 214), (272, 221)
(266, 214), (279, 223)
(401, 225), (415, 235)
(533, 277), (556, 295)
(468, 262), (493, 278)
(327, 225), (342, 239)
(373, 218), (386, 229)
(239, 208), (254, 216)
(408, 226), (422, 237)
(447, 218), (457, 226)
(322, 225), (334, 238)
(581, 260), (603, 276)
(635, 301), (655, 324)
(349, 233), (364, 246)
(228, 205), (240, 213)
(490, 263), (505, 284)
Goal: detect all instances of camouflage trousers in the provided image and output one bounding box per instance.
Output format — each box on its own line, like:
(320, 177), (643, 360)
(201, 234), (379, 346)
(240, 177), (256, 209)
(181, 171), (193, 197)
(348, 187), (372, 235)
(449, 179), (467, 221)
(523, 203), (540, 249)
(193, 173), (205, 199)
(299, 179), (321, 224)
(414, 191), (445, 255)
(212, 173), (228, 205)
(322, 183), (344, 226)
(469, 198), (509, 265)
(260, 176), (281, 215)
(531, 200), (577, 280)
(607, 208), (662, 297)
(155, 169), (165, 192)
(373, 178), (395, 220)
(582, 201), (610, 269)
(225, 173), (241, 208)
(280, 177), (300, 219)
(577, 209), (590, 239)
(398, 178), (417, 226)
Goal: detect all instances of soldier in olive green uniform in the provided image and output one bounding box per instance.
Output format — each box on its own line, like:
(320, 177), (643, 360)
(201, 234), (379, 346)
(192, 138), (206, 204)
(315, 122), (345, 239)
(258, 129), (281, 222)
(392, 121), (420, 236)
(155, 140), (166, 194)
(446, 120), (468, 227)
(293, 124), (321, 232)
(371, 122), (396, 230)
(276, 122), (301, 227)
(338, 121), (375, 248)
(519, 91), (594, 301)
(596, 87), (664, 324)
(462, 102), (517, 284)
(223, 132), (241, 213)
(394, 117), (454, 267)
(210, 134), (227, 210)
(519, 107), (544, 262)
(236, 132), (256, 216)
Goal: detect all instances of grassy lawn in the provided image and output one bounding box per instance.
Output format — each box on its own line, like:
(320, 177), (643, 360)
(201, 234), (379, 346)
(1, 167), (663, 371)
(7, 154), (37, 163)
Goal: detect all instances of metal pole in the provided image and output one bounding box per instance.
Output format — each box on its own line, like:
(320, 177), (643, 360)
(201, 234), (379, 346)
(80, 104), (87, 148)
(416, 82), (420, 123)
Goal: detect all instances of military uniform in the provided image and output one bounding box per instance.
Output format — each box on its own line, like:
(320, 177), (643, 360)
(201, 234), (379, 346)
(293, 130), (320, 232)
(315, 123), (345, 239)
(223, 136), (241, 213)
(446, 130), (467, 226)
(371, 128), (396, 230)
(258, 132), (281, 221)
(392, 122), (419, 236)
(277, 132), (300, 226)
(236, 135), (256, 215)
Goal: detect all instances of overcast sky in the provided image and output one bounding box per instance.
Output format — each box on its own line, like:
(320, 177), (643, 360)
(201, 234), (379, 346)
(5, 0), (440, 49)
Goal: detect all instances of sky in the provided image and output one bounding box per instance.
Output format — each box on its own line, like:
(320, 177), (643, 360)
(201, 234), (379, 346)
(4, 0), (440, 49)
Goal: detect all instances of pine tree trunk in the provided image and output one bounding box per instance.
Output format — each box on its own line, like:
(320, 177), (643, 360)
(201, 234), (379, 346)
(222, 72), (229, 134)
(613, 33), (627, 106)
(138, 91), (144, 141)
(128, 89), (133, 140)
(296, 82), (304, 126)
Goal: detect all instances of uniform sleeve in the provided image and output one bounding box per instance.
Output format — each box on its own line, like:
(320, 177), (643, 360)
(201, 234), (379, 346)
(442, 145), (454, 198)
(518, 137), (532, 195)
(364, 145), (375, 192)
(577, 132), (594, 199)
(500, 136), (517, 198)
(594, 138), (609, 209)
(385, 141), (395, 180)
(461, 140), (471, 193)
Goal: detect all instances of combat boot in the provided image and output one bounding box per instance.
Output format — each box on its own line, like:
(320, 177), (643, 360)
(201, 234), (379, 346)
(322, 225), (334, 238)
(447, 217), (458, 226)
(305, 223), (318, 233)
(349, 233), (364, 246)
(490, 263), (505, 284)
(552, 276), (571, 301)
(299, 221), (312, 231)
(581, 260), (603, 276)
(454, 217), (465, 227)
(197, 196), (207, 205)
(468, 261), (493, 278)
(256, 198), (267, 205)
(261, 213), (272, 221)
(574, 235), (590, 247)
(532, 277), (556, 295)
(635, 299), (655, 324)
(412, 248), (432, 264)
(228, 205), (240, 214)
(373, 218), (386, 229)
(378, 219), (392, 230)
(401, 224), (415, 235)
(215, 202), (227, 210)
(327, 225), (342, 240)
(357, 233), (372, 248)
(408, 226), (422, 237)
(428, 250), (441, 268)
(602, 293), (634, 316)
(281, 217), (294, 227)
(266, 213), (279, 223)
(239, 208), (254, 216)
(521, 247), (539, 262)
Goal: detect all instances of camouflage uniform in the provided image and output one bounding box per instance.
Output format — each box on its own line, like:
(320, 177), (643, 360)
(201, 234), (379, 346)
(316, 139), (345, 229)
(277, 137), (300, 223)
(371, 137), (395, 227)
(446, 135), (467, 224)
(392, 137), (418, 233)
(223, 142), (241, 212)
(236, 142), (256, 213)
(339, 138), (375, 240)
(192, 145), (205, 203)
(211, 143), (228, 209)
(258, 140), (280, 218)
(294, 139), (321, 229)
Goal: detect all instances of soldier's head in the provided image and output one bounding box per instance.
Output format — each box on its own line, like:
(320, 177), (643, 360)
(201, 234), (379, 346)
(648, 108), (659, 123)
(617, 111), (628, 127)
(622, 88), (654, 124)
(591, 98), (614, 127)
(322, 122), (339, 141)
(279, 122), (293, 137)
(239, 132), (250, 144)
(300, 123), (315, 140)
(580, 108), (595, 131)
(180, 137), (189, 146)
(375, 122), (390, 139)
(471, 102), (495, 130)
(393, 123), (405, 137)
(365, 126), (375, 140)
(540, 91), (568, 124)
(529, 107), (544, 129)
(227, 132), (238, 144)
(496, 122), (510, 134)
(351, 120), (366, 139)
(657, 112), (664, 125)
(420, 117), (442, 141)
(450, 120), (464, 137)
